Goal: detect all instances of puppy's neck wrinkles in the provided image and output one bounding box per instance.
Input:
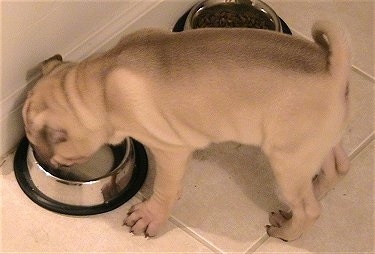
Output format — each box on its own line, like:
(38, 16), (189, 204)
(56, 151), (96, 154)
(72, 56), (143, 145)
(64, 60), (112, 134)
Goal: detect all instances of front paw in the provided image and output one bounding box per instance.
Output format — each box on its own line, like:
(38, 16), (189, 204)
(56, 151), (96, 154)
(123, 199), (169, 237)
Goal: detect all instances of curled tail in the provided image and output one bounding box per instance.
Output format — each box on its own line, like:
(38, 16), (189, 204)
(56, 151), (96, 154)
(312, 21), (351, 81)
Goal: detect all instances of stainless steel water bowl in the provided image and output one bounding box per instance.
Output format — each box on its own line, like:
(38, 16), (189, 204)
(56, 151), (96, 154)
(26, 138), (135, 207)
(184, 0), (282, 32)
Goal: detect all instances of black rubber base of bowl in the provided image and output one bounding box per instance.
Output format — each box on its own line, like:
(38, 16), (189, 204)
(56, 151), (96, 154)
(13, 137), (148, 216)
(172, 8), (292, 35)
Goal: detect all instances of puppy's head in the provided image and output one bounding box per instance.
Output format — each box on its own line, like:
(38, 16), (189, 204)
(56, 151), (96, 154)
(23, 55), (107, 168)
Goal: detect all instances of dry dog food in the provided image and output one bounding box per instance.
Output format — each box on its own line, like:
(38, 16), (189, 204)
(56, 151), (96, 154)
(193, 3), (275, 30)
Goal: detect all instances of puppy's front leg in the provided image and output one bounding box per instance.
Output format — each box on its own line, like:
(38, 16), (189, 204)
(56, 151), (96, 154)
(124, 147), (192, 237)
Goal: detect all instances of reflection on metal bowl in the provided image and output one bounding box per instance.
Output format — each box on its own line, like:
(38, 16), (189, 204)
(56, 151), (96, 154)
(14, 137), (148, 215)
(27, 138), (134, 206)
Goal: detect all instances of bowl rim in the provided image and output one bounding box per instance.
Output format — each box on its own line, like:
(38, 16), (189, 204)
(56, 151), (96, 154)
(184, 0), (282, 32)
(13, 136), (148, 215)
(29, 139), (131, 184)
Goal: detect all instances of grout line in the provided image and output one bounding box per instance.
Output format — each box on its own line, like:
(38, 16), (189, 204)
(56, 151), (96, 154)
(168, 216), (224, 254)
(1, 65), (41, 122)
(243, 233), (270, 254)
(0, 158), (6, 168)
(84, 1), (164, 58)
(140, 130), (374, 254)
(136, 192), (223, 253)
(0, 98), (23, 123)
(0, 147), (16, 163)
(1, 1), (162, 122)
(348, 131), (375, 161)
(62, 1), (140, 60)
(242, 133), (375, 254)
(352, 65), (375, 82)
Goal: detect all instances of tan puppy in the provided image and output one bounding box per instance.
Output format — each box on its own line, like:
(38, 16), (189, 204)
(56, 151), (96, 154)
(23, 21), (351, 241)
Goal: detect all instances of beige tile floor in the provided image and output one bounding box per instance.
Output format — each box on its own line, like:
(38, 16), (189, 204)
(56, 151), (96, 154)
(1, 1), (374, 253)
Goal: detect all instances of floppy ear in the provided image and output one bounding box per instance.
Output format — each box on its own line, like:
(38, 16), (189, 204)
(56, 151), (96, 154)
(23, 109), (48, 144)
(22, 92), (33, 126)
(46, 127), (68, 144)
(42, 54), (63, 75)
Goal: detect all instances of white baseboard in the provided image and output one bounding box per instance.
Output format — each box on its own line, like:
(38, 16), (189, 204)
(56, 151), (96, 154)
(1, 0), (195, 157)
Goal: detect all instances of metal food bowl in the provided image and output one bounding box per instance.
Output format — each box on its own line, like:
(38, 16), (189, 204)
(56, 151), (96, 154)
(184, 0), (282, 32)
(14, 137), (148, 215)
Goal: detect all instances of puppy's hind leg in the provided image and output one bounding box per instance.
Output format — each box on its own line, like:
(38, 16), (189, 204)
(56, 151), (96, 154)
(266, 150), (323, 241)
(313, 142), (350, 200)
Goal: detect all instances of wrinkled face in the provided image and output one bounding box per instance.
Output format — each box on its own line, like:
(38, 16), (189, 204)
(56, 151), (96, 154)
(22, 55), (105, 168)
(23, 89), (102, 168)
